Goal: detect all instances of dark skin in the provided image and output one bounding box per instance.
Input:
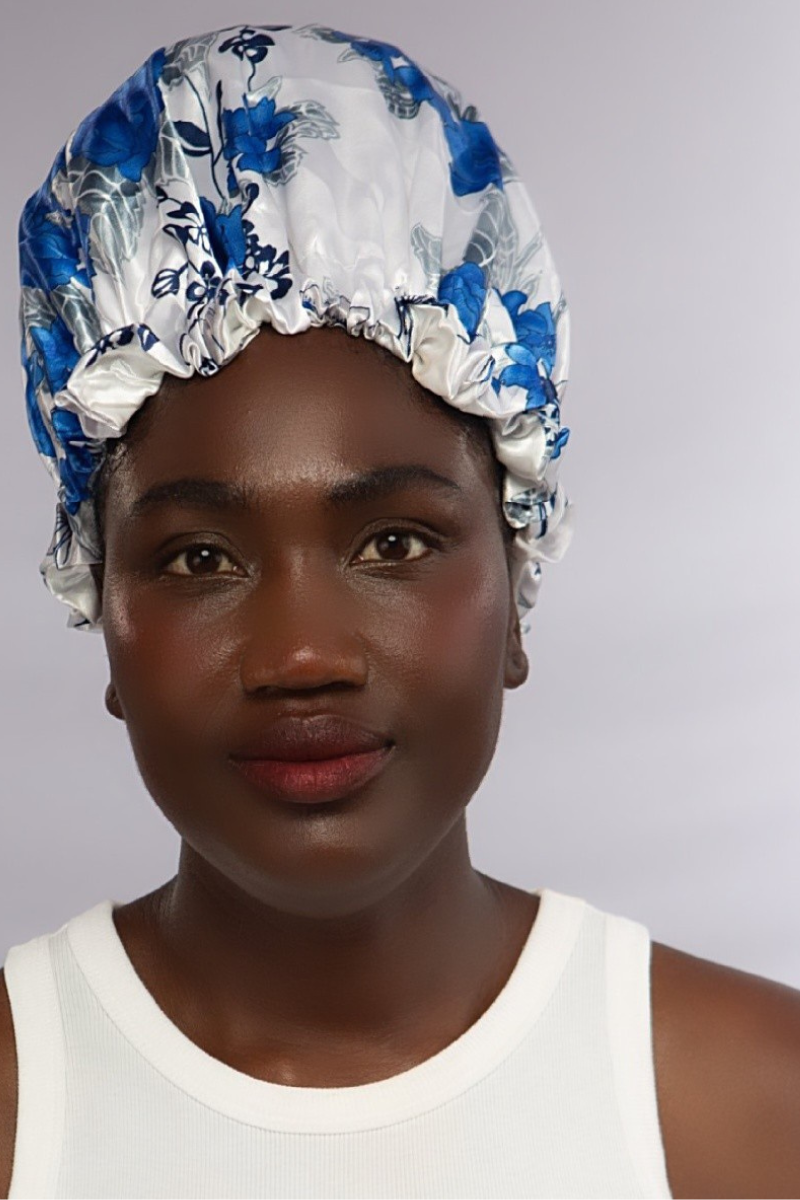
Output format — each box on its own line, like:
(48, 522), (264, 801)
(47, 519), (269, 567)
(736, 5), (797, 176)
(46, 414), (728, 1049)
(2, 325), (800, 1197)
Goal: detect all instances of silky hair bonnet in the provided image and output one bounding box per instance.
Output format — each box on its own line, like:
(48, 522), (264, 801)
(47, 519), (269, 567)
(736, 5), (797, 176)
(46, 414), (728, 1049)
(19, 22), (573, 634)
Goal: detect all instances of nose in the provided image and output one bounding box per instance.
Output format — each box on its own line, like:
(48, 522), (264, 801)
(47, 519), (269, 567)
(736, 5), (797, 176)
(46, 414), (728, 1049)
(237, 558), (370, 694)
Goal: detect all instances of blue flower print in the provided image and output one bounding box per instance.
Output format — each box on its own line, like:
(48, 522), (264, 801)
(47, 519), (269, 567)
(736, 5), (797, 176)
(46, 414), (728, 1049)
(200, 197), (247, 270)
(497, 345), (558, 410)
(249, 242), (292, 300)
(550, 427), (570, 460)
(219, 27), (275, 64)
(443, 114), (504, 199)
(19, 146), (91, 291)
(71, 48), (166, 182)
(21, 338), (56, 457)
(197, 197), (293, 299)
(50, 408), (98, 515)
(438, 262), (487, 337)
(83, 325), (159, 373)
(186, 260), (222, 309)
(26, 314), (98, 515)
(137, 324), (160, 352)
(19, 193), (90, 292)
(151, 266), (186, 298)
(85, 325), (136, 368)
(222, 96), (296, 178)
(501, 293), (556, 375)
(28, 320), (80, 397)
(495, 294), (557, 410)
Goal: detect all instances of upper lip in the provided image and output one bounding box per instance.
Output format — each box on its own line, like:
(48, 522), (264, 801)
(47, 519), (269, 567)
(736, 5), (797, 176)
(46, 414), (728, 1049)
(229, 713), (393, 762)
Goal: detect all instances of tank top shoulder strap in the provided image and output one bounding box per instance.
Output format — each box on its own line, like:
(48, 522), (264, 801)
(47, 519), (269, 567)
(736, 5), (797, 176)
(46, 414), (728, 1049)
(4, 925), (67, 1199)
(600, 900), (672, 1197)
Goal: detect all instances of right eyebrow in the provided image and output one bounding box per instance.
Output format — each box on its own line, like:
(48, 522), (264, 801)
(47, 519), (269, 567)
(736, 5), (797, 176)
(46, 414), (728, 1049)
(127, 464), (463, 521)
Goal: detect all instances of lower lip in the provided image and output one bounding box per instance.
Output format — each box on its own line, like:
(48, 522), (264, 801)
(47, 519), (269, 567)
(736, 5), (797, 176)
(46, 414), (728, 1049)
(230, 745), (394, 804)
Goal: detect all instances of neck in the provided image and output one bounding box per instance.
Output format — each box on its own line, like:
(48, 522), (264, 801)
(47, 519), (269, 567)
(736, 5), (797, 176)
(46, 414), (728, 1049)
(119, 821), (538, 1084)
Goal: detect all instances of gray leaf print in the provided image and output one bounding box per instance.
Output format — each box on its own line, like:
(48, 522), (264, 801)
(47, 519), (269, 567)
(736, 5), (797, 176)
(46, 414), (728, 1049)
(151, 124), (189, 189)
(410, 223), (442, 288)
(161, 34), (218, 90)
(72, 163), (145, 282)
(20, 286), (58, 337)
(464, 188), (519, 290)
(286, 99), (340, 142)
(375, 72), (420, 121)
(51, 286), (102, 354)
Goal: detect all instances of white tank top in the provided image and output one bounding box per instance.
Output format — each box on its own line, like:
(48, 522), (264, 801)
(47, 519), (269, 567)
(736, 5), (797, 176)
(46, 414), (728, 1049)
(3, 887), (673, 1199)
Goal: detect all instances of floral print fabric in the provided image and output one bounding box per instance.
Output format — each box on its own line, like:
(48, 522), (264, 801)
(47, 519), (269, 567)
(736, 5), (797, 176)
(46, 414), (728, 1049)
(18, 23), (572, 632)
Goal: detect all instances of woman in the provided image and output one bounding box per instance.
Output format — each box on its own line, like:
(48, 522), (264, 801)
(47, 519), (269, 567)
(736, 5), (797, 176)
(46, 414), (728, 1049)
(2, 22), (799, 1199)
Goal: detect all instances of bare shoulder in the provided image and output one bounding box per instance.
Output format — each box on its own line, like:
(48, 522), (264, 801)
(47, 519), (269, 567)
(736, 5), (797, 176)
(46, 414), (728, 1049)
(651, 939), (800, 1199)
(0, 968), (17, 1200)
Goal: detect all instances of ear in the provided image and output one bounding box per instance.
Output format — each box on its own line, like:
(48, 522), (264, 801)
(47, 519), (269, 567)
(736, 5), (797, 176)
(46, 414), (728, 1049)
(504, 572), (529, 690)
(91, 564), (122, 719)
(105, 682), (125, 721)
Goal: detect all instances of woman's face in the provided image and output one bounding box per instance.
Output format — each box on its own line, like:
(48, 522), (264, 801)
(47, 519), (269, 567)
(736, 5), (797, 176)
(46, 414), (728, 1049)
(98, 326), (528, 916)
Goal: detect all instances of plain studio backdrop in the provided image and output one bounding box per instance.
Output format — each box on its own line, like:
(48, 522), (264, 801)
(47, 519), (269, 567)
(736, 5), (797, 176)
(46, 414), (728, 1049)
(1, 0), (798, 985)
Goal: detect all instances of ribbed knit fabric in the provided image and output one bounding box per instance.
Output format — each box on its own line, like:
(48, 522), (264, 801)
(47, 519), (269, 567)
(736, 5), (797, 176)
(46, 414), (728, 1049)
(3, 888), (673, 1199)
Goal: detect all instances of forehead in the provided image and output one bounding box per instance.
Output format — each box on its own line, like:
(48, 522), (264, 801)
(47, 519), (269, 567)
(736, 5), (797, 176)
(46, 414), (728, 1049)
(116, 325), (490, 492)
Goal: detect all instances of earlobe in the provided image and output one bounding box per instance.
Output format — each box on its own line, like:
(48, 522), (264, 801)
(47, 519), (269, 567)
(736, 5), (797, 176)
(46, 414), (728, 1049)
(504, 571), (529, 689)
(105, 682), (124, 721)
(504, 640), (529, 689)
(504, 613), (530, 689)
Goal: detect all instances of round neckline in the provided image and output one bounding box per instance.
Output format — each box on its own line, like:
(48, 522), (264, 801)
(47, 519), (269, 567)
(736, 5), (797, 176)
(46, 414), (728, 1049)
(65, 885), (586, 1132)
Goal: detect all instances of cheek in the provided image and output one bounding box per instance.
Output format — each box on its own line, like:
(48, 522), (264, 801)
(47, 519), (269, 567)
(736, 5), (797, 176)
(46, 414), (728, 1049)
(390, 543), (510, 795)
(102, 579), (240, 772)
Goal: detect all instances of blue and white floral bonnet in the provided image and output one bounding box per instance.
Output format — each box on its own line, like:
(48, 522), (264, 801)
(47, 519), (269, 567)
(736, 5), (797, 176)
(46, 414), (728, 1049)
(19, 23), (573, 633)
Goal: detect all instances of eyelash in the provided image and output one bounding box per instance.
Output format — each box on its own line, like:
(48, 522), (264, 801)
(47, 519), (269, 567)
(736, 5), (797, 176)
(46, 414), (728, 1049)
(158, 525), (441, 578)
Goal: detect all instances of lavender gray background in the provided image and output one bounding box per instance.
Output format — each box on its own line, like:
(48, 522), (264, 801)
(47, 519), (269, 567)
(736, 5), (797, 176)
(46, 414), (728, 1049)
(2, 1), (798, 984)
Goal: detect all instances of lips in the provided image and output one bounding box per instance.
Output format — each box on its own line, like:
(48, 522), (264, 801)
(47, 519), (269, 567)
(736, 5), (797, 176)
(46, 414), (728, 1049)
(229, 713), (393, 762)
(228, 713), (395, 804)
(231, 748), (393, 804)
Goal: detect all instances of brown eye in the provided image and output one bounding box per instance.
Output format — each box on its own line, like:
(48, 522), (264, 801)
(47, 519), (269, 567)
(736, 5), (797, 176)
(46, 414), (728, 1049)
(163, 544), (240, 576)
(356, 529), (432, 563)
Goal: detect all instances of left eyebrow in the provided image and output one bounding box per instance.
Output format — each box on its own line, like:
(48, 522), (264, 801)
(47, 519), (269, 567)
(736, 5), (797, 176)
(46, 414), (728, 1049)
(127, 464), (463, 520)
